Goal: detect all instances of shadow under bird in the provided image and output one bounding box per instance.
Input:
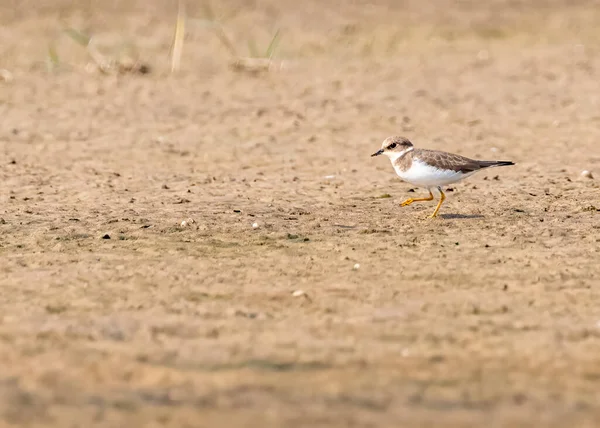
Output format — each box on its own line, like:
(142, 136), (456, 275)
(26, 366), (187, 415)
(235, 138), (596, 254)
(371, 136), (514, 218)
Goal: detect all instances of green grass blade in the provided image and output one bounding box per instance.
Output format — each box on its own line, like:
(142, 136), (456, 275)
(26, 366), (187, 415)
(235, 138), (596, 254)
(213, 26), (237, 56)
(247, 37), (259, 57)
(48, 45), (59, 65)
(64, 27), (91, 47)
(265, 29), (281, 59)
(47, 44), (60, 72)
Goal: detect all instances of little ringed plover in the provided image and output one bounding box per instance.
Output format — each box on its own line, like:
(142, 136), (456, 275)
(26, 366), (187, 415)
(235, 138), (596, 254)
(371, 136), (514, 218)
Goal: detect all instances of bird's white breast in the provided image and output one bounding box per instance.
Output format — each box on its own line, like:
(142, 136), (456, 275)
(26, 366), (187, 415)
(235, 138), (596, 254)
(393, 159), (474, 187)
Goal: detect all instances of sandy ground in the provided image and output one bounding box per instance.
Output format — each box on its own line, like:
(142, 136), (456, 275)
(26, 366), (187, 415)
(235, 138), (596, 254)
(1, 0), (600, 427)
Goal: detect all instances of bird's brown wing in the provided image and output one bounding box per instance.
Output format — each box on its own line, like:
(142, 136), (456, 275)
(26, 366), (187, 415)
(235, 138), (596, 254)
(413, 149), (482, 173)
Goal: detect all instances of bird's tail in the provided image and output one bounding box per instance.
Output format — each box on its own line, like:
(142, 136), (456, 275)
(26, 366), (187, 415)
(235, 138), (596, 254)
(478, 160), (515, 169)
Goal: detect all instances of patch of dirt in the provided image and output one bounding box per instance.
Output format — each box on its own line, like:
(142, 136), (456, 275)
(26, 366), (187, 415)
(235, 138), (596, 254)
(1, 1), (600, 427)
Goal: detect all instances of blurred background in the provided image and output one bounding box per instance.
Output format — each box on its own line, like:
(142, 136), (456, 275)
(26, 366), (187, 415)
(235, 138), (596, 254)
(2, 0), (600, 72)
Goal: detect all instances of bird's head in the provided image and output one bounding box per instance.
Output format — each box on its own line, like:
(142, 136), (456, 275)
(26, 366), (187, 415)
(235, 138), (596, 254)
(371, 136), (414, 159)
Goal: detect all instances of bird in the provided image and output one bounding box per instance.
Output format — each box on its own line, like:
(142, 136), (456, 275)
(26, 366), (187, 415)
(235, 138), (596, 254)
(371, 136), (514, 218)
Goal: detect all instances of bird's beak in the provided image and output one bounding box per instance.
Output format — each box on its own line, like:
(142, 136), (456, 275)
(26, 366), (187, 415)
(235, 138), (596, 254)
(371, 149), (384, 157)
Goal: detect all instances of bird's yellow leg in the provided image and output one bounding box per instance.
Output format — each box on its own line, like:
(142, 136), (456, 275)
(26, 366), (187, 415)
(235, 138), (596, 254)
(400, 190), (434, 207)
(429, 188), (446, 218)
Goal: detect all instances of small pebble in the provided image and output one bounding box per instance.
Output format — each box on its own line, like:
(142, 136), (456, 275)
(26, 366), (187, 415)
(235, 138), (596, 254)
(180, 218), (195, 227)
(291, 289), (312, 302)
(353, 263), (360, 270)
(581, 170), (594, 179)
(0, 69), (13, 82)
(252, 222), (259, 229)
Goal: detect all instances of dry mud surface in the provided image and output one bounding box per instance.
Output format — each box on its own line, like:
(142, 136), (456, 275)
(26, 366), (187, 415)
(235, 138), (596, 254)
(1, 1), (600, 427)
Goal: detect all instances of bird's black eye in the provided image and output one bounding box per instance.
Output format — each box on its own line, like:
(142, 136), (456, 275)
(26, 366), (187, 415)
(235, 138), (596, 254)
(388, 142), (397, 149)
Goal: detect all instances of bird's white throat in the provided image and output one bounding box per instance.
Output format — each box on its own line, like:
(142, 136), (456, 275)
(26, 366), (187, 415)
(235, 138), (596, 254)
(385, 147), (414, 163)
